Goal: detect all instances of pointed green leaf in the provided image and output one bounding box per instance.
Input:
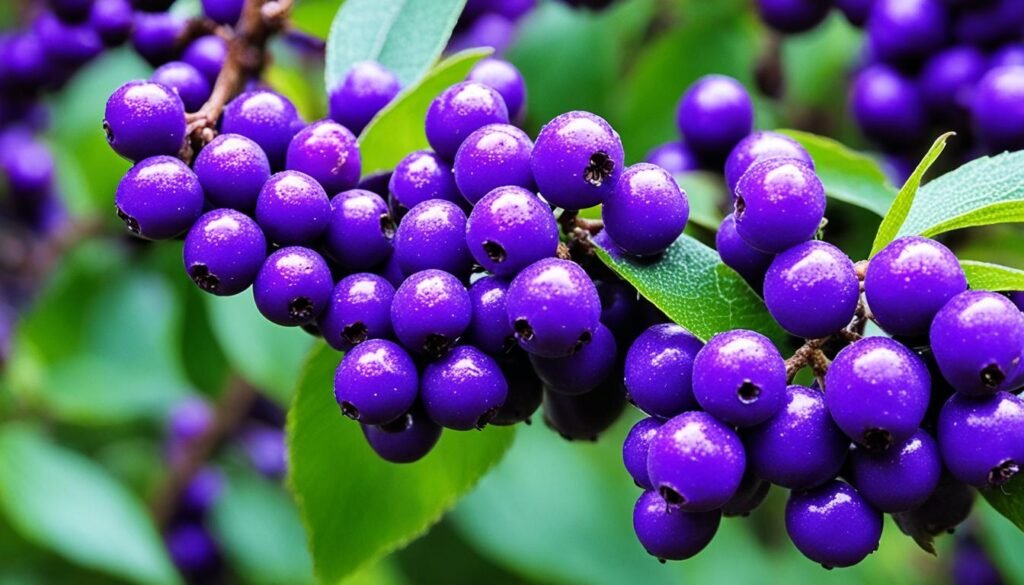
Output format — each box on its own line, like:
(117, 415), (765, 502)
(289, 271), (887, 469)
(960, 260), (1024, 292)
(983, 475), (1024, 533)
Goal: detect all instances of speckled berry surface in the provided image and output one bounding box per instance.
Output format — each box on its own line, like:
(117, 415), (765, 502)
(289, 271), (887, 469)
(622, 417), (662, 490)
(734, 157), (826, 254)
(633, 490), (721, 561)
(530, 323), (617, 395)
(252, 246), (333, 327)
(465, 185), (557, 277)
(104, 80), (185, 161)
(724, 131), (814, 194)
(692, 329), (787, 427)
(322, 189), (395, 271)
(421, 345), (508, 430)
(151, 61), (210, 112)
(425, 81), (509, 161)
(972, 65), (1024, 152)
(675, 75), (753, 161)
(183, 209), (267, 296)
(222, 90), (302, 169)
(716, 213), (774, 288)
(286, 120), (361, 195)
(390, 269), (471, 356)
(318, 273), (395, 352)
(329, 60), (401, 134)
(938, 391), (1024, 488)
(254, 170), (331, 246)
(530, 110), (624, 210)
(194, 133), (271, 212)
(393, 199), (472, 277)
(624, 323), (703, 419)
(114, 155), (203, 240)
(849, 430), (942, 512)
(388, 150), (463, 211)
(467, 58), (527, 122)
(361, 407), (442, 464)
(602, 163), (688, 257)
(764, 240), (859, 339)
(785, 481), (882, 569)
(506, 258), (601, 358)
(334, 338), (418, 425)
(454, 123), (535, 204)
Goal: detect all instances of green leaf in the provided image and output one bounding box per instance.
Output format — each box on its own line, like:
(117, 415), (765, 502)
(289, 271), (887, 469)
(782, 129), (896, 217)
(676, 171), (726, 231)
(287, 344), (516, 583)
(0, 426), (180, 585)
(978, 500), (1024, 583)
(593, 232), (788, 347)
(870, 132), (955, 256)
(358, 49), (490, 175)
(780, 13), (861, 110)
(982, 475), (1024, 533)
(324, 0), (466, 90)
(961, 260), (1024, 292)
(291, 0), (345, 39)
(210, 468), (315, 585)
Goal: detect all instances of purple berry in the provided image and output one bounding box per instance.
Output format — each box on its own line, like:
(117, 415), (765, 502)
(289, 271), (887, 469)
(866, 0), (948, 64)
(361, 407), (442, 463)
(425, 81), (509, 161)
(647, 411), (746, 512)
(323, 189), (395, 271)
(643, 141), (700, 175)
(104, 80), (185, 161)
(467, 58), (526, 122)
(951, 0), (1024, 47)
(919, 46), (987, 120)
(167, 397), (212, 449)
(542, 377), (626, 441)
(328, 61), (402, 135)
(90, 0), (134, 46)
(716, 213), (774, 289)
(633, 490), (721, 562)
(318, 273), (395, 352)
(131, 11), (184, 66)
(252, 246), (333, 326)
(180, 467), (224, 514)
(952, 533), (1007, 585)
(115, 156), (203, 240)
(734, 158), (826, 254)
(757, 0), (831, 34)
(623, 417), (662, 490)
(938, 391), (1024, 488)
(194, 133), (271, 212)
(255, 170), (331, 246)
(530, 110), (624, 210)
(454, 124), (535, 204)
(285, 120), (361, 195)
(624, 323), (703, 418)
(222, 90), (302, 169)
(388, 150), (463, 212)
(692, 329), (787, 427)
(51, 0), (95, 23)
(676, 75), (753, 161)
(722, 472), (772, 517)
(240, 426), (287, 478)
(421, 345), (508, 430)
(490, 355), (543, 425)
(724, 131), (814, 194)
(166, 523), (219, 573)
(596, 279), (640, 341)
(851, 64), (928, 148)
(465, 185), (558, 277)
(0, 130), (53, 197)
(201, 0), (243, 25)
(529, 323), (616, 395)
(182, 36), (228, 84)
(764, 240), (859, 339)
(183, 209), (267, 296)
(0, 33), (47, 90)
(971, 65), (1024, 152)
(506, 258), (601, 358)
(785, 481), (882, 568)
(335, 339), (418, 425)
(393, 199), (472, 277)
(602, 163), (688, 257)
(825, 337), (931, 450)
(34, 10), (103, 66)
(835, 0), (874, 26)
(990, 43), (1024, 69)
(849, 430), (942, 513)
(391, 269), (472, 356)
(151, 61), (211, 112)
(465, 276), (514, 355)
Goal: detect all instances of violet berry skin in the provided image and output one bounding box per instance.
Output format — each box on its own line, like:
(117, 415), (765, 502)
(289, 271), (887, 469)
(647, 411), (746, 512)
(764, 240), (859, 339)
(252, 246), (333, 327)
(286, 120), (361, 195)
(201, 0), (244, 25)
(866, 0), (948, 65)
(465, 276), (514, 355)
(743, 385), (849, 490)
(624, 323), (703, 419)
(930, 291), (1024, 396)
(623, 417), (662, 490)
(182, 35), (227, 84)
(318, 273), (395, 352)
(971, 65), (1024, 152)
(919, 46), (987, 120)
(393, 199), (473, 277)
(757, 0), (831, 34)
(938, 392), (1024, 488)
(254, 170), (331, 246)
(361, 407), (442, 464)
(193, 133), (271, 213)
(676, 75), (753, 161)
(785, 481), (883, 569)
(104, 80), (186, 162)
(467, 58), (527, 122)
(724, 131), (814, 194)
(723, 472), (772, 518)
(530, 110), (625, 210)
(323, 189), (395, 271)
(183, 209), (267, 297)
(425, 81), (509, 161)
(454, 124), (535, 205)
(530, 323), (617, 396)
(390, 269), (472, 357)
(865, 236), (967, 338)
(716, 213), (774, 289)
(692, 329), (787, 427)
(644, 141), (700, 175)
(632, 490), (721, 562)
(328, 60), (402, 134)
(850, 64), (928, 149)
(421, 345), (509, 430)
(506, 258), (602, 358)
(151, 62), (211, 112)
(334, 339), (418, 425)
(465, 185), (558, 277)
(115, 156), (204, 240)
(491, 356), (544, 426)
(602, 163), (688, 257)
(849, 430), (942, 513)
(825, 337), (931, 450)
(733, 158), (826, 254)
(222, 90), (303, 169)
(543, 377), (627, 441)
(388, 150), (463, 211)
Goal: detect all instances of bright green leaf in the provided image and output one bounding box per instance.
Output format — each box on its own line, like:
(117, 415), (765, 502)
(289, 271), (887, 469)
(978, 500), (1024, 582)
(325, 0), (466, 90)
(0, 426), (180, 585)
(780, 13), (861, 110)
(291, 0), (345, 39)
(593, 232), (788, 347)
(982, 475), (1024, 533)
(961, 260), (1024, 292)
(287, 344), (515, 583)
(870, 133), (954, 256)
(358, 49), (490, 175)
(676, 171), (726, 231)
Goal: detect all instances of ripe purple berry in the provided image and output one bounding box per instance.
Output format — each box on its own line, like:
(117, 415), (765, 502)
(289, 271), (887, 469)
(785, 481), (882, 569)
(850, 64), (928, 149)
(724, 131), (815, 194)
(849, 430), (942, 513)
(530, 110), (624, 210)
(465, 276), (514, 355)
(716, 213), (774, 289)
(131, 11), (184, 66)
(421, 345), (508, 430)
(734, 158), (826, 254)
(491, 355), (544, 426)
(222, 90), (302, 168)
(529, 323), (617, 395)
(623, 417), (662, 490)
(151, 61), (211, 112)
(633, 490), (721, 562)
(971, 65), (1024, 152)
(393, 199), (473, 277)
(542, 377), (626, 441)
(938, 391), (1024, 488)
(388, 150), (463, 212)
(722, 472), (772, 517)
(454, 124), (535, 204)
(183, 209), (267, 296)
(255, 170), (331, 246)
(676, 75), (753, 161)
(285, 120), (361, 195)
(390, 269), (472, 356)
(115, 156), (203, 240)
(893, 472), (974, 553)
(643, 141), (699, 175)
(866, 0), (948, 65)
(692, 329), (787, 427)
(919, 46), (987, 120)
(602, 163), (688, 257)
(104, 80), (185, 161)
(201, 0), (243, 25)
(624, 323), (703, 419)
(506, 258), (602, 358)
(328, 60), (402, 134)
(361, 407), (442, 464)
(194, 133), (271, 213)
(764, 240), (859, 339)
(252, 246), (332, 326)
(425, 81), (509, 161)
(334, 339), (418, 425)
(182, 35), (227, 84)
(318, 273), (395, 352)
(467, 58), (527, 122)
(323, 189), (395, 271)
(465, 185), (558, 277)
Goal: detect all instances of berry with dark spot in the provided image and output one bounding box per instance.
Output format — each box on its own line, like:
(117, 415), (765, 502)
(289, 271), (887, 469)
(286, 119), (361, 195)
(733, 157), (826, 254)
(390, 269), (472, 357)
(849, 430), (942, 513)
(530, 110), (624, 210)
(421, 345), (508, 430)
(114, 156), (203, 240)
(252, 246), (333, 326)
(361, 406), (442, 463)
(318, 273), (395, 352)
(692, 329), (787, 427)
(334, 339), (418, 425)
(506, 258), (602, 358)
(465, 185), (558, 277)
(785, 481), (882, 569)
(323, 189), (395, 271)
(938, 391), (1024, 488)
(104, 80), (186, 161)
(183, 209), (267, 296)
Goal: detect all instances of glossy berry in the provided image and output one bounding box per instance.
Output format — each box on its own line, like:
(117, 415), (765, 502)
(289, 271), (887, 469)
(733, 158), (825, 254)
(201, 0), (243, 25)
(623, 417), (662, 489)
(849, 430), (942, 513)
(692, 329), (786, 427)
(183, 209), (267, 296)
(867, 0), (948, 65)
(425, 81), (509, 161)
(115, 156), (203, 240)
(323, 189), (395, 271)
(938, 391), (1024, 488)
(391, 200), (473, 277)
(252, 246), (332, 326)
(194, 133), (271, 212)
(255, 170), (331, 246)
(716, 213), (774, 288)
(506, 258), (601, 358)
(222, 90), (302, 168)
(334, 339), (418, 425)
(602, 163), (688, 257)
(851, 64), (928, 149)
(724, 131), (814, 194)
(530, 323), (616, 395)
(131, 11), (184, 66)
(647, 411), (746, 512)
(624, 323), (703, 418)
(757, 0), (831, 34)
(971, 65), (1024, 152)
(491, 355), (544, 425)
(286, 120), (361, 195)
(596, 279), (640, 341)
(391, 269), (472, 356)
(151, 61), (211, 112)
(676, 75), (753, 161)
(465, 276), (514, 355)
(744, 385), (849, 490)
(104, 80), (185, 161)
(361, 407), (442, 463)
(388, 150), (463, 211)
(723, 472), (772, 517)
(422, 345), (508, 430)
(825, 337), (931, 450)
(329, 61), (402, 134)
(785, 481), (882, 569)
(467, 58), (527, 121)
(865, 236), (967, 337)
(90, 0), (134, 46)
(990, 43), (1024, 70)
(764, 240), (859, 339)
(318, 273), (395, 352)
(182, 35), (227, 84)
(633, 490), (721, 562)
(530, 110), (624, 210)
(454, 124), (535, 204)
(643, 141), (699, 175)
(542, 376), (626, 441)
(465, 185), (558, 277)
(919, 46), (987, 119)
